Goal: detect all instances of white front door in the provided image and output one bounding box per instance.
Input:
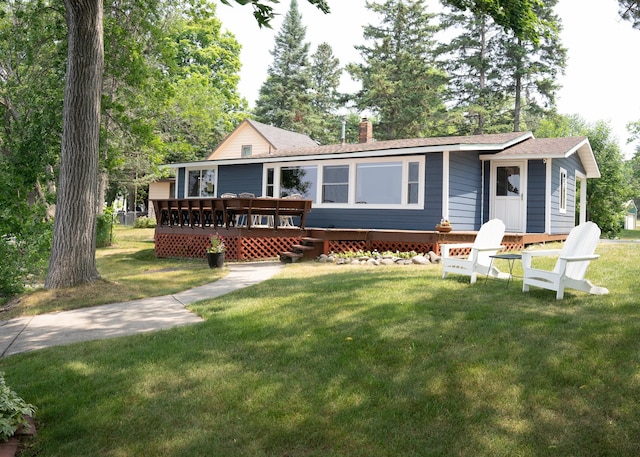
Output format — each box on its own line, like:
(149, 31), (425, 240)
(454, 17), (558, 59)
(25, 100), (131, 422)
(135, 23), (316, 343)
(491, 161), (527, 232)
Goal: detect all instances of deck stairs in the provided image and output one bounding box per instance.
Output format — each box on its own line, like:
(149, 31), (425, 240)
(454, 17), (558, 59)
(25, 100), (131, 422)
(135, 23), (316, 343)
(280, 237), (325, 263)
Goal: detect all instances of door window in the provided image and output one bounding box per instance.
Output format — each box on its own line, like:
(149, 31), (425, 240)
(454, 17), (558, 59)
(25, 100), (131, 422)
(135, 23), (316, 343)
(496, 166), (521, 196)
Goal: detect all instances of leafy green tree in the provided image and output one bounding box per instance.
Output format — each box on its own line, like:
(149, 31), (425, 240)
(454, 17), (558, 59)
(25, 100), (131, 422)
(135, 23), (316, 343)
(349, 0), (447, 140)
(442, 0), (547, 43)
(254, 0), (312, 133)
(158, 4), (247, 163)
(45, 0), (328, 289)
(307, 42), (343, 144)
(443, 0), (639, 43)
(0, 0), (64, 295)
(221, 0), (329, 27)
(625, 120), (640, 204)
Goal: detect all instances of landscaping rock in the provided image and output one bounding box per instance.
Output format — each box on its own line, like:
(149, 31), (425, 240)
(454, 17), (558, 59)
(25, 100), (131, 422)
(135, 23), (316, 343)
(428, 251), (442, 264)
(411, 255), (430, 265)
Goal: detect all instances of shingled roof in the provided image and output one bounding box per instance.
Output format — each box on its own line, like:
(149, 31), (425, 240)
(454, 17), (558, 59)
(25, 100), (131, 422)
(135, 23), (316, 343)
(253, 131), (531, 159)
(485, 136), (600, 178)
(246, 119), (318, 149)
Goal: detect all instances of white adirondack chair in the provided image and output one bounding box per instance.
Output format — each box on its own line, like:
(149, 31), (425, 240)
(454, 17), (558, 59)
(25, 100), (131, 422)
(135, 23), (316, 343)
(441, 218), (509, 284)
(522, 221), (609, 299)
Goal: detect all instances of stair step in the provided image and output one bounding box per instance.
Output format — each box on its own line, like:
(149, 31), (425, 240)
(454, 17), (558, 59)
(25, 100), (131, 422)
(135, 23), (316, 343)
(280, 251), (304, 263)
(301, 237), (324, 244)
(292, 244), (314, 251)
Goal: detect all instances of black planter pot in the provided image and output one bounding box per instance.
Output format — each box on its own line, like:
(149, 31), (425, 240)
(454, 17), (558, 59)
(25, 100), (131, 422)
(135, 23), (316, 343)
(207, 252), (225, 268)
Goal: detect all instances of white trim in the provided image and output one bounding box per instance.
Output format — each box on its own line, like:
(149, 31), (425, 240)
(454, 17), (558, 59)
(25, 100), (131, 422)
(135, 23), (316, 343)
(183, 166), (218, 198)
(545, 159), (552, 233)
(559, 167), (568, 214)
(576, 170), (587, 225)
(442, 150), (450, 219)
(163, 132), (533, 169)
(490, 160), (527, 232)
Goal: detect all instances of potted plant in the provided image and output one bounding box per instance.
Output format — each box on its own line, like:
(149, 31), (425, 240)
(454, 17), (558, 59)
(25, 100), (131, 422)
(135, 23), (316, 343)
(206, 233), (226, 268)
(435, 218), (452, 233)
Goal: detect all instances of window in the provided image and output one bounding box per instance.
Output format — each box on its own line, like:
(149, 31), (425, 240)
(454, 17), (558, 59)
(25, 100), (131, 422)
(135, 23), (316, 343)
(264, 157), (424, 208)
(496, 166), (520, 196)
(187, 169), (216, 197)
(356, 162), (402, 204)
(281, 166), (317, 200)
(241, 145), (252, 157)
(322, 165), (349, 203)
(265, 168), (275, 197)
(408, 161), (420, 204)
(559, 168), (567, 213)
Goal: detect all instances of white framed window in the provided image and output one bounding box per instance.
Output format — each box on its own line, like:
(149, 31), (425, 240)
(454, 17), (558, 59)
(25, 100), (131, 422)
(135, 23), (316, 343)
(186, 167), (217, 198)
(263, 156), (424, 209)
(559, 167), (567, 213)
(241, 145), (252, 157)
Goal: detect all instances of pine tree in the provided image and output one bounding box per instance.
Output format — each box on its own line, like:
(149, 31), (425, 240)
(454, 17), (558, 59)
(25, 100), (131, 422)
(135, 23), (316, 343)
(437, 9), (512, 134)
(439, 0), (566, 133)
(348, 0), (447, 140)
(308, 42), (343, 144)
(254, 0), (312, 132)
(500, 0), (566, 132)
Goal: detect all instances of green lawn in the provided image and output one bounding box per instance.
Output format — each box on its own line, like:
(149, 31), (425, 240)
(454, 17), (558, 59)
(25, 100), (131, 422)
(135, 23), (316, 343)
(1, 226), (224, 319)
(1, 241), (639, 456)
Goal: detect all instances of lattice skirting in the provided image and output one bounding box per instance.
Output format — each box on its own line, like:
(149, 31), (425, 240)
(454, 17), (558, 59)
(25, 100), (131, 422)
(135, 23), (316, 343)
(328, 240), (438, 255)
(155, 232), (301, 260)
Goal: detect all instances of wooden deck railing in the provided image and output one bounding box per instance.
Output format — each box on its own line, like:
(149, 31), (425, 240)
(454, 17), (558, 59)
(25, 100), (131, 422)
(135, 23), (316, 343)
(151, 198), (312, 230)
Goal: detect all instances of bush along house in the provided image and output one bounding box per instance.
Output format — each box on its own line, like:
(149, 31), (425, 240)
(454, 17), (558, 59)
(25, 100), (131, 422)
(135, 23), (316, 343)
(151, 118), (601, 262)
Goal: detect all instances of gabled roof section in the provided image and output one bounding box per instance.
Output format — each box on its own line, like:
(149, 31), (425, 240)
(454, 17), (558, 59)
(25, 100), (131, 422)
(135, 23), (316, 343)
(252, 131), (532, 159)
(247, 119), (318, 149)
(483, 137), (601, 178)
(207, 119), (317, 160)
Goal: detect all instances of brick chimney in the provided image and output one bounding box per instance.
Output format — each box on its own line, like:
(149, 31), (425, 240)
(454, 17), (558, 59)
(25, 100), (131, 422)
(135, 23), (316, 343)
(358, 118), (373, 143)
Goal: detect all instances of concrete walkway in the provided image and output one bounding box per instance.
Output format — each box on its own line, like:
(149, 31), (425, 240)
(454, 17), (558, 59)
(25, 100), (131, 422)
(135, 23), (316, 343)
(0, 262), (284, 358)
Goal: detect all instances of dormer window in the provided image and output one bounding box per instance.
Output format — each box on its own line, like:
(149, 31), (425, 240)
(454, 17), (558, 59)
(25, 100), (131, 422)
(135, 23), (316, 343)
(241, 145), (252, 157)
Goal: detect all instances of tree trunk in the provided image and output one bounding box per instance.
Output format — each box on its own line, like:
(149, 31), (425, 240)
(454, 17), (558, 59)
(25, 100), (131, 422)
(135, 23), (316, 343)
(513, 38), (523, 133)
(45, 0), (103, 289)
(477, 17), (487, 135)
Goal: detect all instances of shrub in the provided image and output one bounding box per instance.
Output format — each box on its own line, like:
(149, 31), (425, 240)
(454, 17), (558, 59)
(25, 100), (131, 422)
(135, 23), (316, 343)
(0, 373), (36, 442)
(133, 216), (157, 229)
(96, 209), (115, 248)
(0, 218), (52, 299)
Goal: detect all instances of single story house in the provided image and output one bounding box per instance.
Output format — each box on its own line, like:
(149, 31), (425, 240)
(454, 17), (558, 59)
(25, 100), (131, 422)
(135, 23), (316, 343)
(158, 118), (600, 235)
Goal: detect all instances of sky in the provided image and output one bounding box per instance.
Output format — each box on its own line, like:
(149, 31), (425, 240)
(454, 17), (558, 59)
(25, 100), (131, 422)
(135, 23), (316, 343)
(216, 0), (640, 158)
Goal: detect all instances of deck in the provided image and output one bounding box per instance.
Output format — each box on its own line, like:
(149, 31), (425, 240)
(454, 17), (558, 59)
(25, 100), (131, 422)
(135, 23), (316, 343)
(152, 198), (568, 261)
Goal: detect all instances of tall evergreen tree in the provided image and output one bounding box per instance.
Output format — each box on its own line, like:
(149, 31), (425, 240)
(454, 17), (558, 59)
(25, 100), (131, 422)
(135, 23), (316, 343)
(308, 42), (343, 144)
(349, 0), (447, 140)
(437, 9), (511, 134)
(254, 0), (312, 132)
(500, 0), (566, 132)
(439, 0), (566, 133)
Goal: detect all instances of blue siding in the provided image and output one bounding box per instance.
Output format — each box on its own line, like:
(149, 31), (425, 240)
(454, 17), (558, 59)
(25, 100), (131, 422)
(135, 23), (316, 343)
(218, 163), (263, 196)
(306, 153), (444, 231)
(526, 160), (546, 233)
(550, 155), (583, 234)
(449, 151), (482, 230)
